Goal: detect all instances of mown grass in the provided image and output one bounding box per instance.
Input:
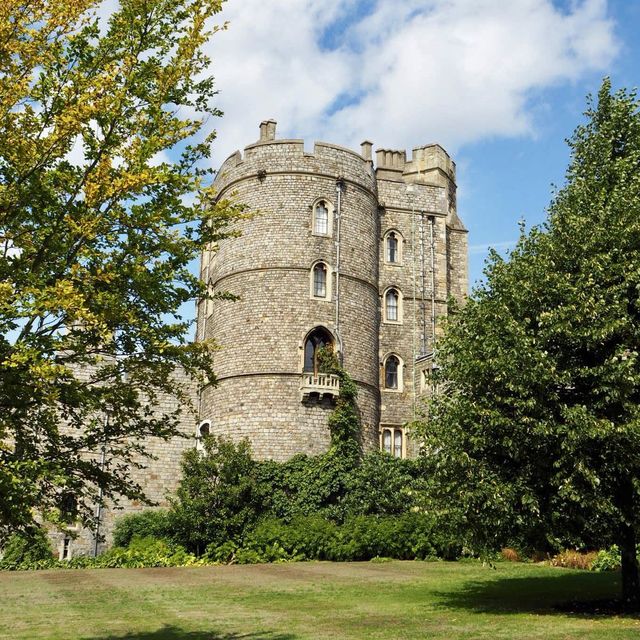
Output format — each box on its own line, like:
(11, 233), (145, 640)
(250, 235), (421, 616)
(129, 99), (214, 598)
(1, 560), (639, 639)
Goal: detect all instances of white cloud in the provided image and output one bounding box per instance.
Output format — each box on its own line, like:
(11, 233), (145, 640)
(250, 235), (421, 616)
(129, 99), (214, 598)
(206, 0), (618, 162)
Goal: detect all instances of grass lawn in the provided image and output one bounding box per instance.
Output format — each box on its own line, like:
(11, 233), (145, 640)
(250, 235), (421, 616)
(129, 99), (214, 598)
(1, 560), (639, 639)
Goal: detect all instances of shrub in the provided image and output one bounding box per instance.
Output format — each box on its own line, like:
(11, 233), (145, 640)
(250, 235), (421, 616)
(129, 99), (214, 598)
(246, 516), (338, 561)
(231, 512), (458, 564)
(94, 536), (197, 569)
(168, 436), (265, 554)
(550, 549), (598, 570)
(112, 510), (172, 548)
(500, 547), (520, 562)
(591, 545), (621, 572)
(0, 527), (54, 569)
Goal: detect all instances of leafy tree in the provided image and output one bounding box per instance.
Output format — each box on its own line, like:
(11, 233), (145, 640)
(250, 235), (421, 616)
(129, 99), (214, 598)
(168, 437), (264, 554)
(415, 79), (640, 609)
(0, 0), (241, 540)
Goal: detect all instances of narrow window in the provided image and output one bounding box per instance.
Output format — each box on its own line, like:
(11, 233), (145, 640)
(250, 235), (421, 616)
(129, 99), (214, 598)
(313, 263), (327, 298)
(385, 355), (399, 389)
(394, 429), (403, 458)
(385, 289), (398, 321)
(387, 232), (398, 263)
(314, 201), (329, 234)
(382, 429), (392, 455)
(199, 422), (210, 438)
(62, 537), (71, 560)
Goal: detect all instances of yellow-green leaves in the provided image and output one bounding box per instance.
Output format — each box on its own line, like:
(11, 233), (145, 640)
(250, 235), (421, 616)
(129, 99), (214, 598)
(0, 0), (241, 540)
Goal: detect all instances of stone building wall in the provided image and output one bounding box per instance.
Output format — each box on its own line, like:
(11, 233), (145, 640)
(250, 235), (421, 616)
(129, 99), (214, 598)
(50, 368), (199, 559)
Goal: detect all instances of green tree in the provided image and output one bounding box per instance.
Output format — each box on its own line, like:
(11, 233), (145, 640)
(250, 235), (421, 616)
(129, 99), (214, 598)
(168, 437), (263, 554)
(415, 79), (640, 609)
(0, 0), (240, 539)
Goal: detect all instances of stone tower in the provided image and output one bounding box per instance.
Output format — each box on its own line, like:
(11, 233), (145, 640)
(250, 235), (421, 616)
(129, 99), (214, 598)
(197, 121), (467, 460)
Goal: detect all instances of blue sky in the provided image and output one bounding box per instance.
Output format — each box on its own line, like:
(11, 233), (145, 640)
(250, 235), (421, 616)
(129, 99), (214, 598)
(203, 0), (637, 292)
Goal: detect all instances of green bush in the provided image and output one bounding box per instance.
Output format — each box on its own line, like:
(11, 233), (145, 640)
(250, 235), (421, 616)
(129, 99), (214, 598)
(246, 516), (339, 561)
(213, 513), (460, 564)
(591, 545), (621, 572)
(0, 527), (54, 570)
(2, 535), (199, 571)
(112, 510), (172, 547)
(93, 536), (197, 568)
(167, 436), (265, 555)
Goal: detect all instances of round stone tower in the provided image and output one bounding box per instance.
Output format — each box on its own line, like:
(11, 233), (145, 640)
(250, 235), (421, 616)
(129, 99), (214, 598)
(198, 121), (380, 460)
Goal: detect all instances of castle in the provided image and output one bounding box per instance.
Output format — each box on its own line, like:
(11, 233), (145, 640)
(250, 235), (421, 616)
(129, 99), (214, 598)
(197, 120), (467, 459)
(52, 121), (468, 556)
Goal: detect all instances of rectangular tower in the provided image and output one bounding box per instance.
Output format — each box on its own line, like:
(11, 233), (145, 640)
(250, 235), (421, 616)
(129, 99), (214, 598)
(375, 144), (468, 457)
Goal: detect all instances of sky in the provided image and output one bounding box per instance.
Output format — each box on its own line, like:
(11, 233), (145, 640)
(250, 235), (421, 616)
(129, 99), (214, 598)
(199, 0), (638, 291)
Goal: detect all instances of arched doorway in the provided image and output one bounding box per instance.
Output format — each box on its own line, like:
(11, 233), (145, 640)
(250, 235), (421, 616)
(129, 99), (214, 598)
(303, 326), (334, 375)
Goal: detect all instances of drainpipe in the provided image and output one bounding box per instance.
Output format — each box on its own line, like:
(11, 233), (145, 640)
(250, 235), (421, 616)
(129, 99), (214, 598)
(93, 441), (106, 557)
(335, 177), (345, 362)
(429, 215), (436, 347)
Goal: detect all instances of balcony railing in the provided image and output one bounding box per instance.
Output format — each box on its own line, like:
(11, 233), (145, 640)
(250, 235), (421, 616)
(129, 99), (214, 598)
(300, 372), (340, 400)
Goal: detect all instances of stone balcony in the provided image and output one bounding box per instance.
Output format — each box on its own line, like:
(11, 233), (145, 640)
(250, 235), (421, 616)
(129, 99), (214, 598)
(300, 372), (340, 400)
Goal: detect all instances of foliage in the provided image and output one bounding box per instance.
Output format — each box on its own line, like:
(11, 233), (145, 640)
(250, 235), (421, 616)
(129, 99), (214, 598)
(202, 513), (460, 564)
(590, 545), (640, 573)
(0, 526), (53, 569)
(415, 79), (640, 608)
(1, 534), (198, 571)
(591, 546), (621, 572)
(341, 452), (429, 517)
(112, 509), (172, 548)
(500, 548), (521, 563)
(327, 367), (361, 450)
(94, 535), (198, 568)
(550, 550), (598, 571)
(168, 436), (264, 554)
(0, 0), (242, 540)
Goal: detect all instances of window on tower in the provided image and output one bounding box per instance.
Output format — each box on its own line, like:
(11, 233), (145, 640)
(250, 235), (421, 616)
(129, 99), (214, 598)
(380, 426), (405, 458)
(384, 287), (402, 323)
(311, 199), (333, 237)
(382, 353), (403, 391)
(303, 327), (334, 374)
(310, 261), (331, 300)
(383, 229), (403, 264)
(314, 201), (328, 234)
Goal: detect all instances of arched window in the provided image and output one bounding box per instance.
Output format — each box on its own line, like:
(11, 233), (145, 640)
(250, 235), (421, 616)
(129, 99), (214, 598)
(382, 429), (392, 454)
(196, 421), (211, 450)
(384, 288), (401, 322)
(303, 327), (334, 374)
(380, 427), (405, 458)
(384, 355), (399, 389)
(311, 261), (331, 300)
(394, 429), (403, 458)
(383, 230), (403, 264)
(314, 201), (329, 235)
(386, 232), (398, 263)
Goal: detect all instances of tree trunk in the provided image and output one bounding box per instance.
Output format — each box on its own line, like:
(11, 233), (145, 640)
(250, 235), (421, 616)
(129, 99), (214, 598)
(620, 522), (640, 611)
(617, 478), (640, 611)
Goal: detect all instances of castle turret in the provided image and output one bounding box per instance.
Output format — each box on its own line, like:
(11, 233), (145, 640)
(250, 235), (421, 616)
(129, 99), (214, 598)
(198, 122), (381, 459)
